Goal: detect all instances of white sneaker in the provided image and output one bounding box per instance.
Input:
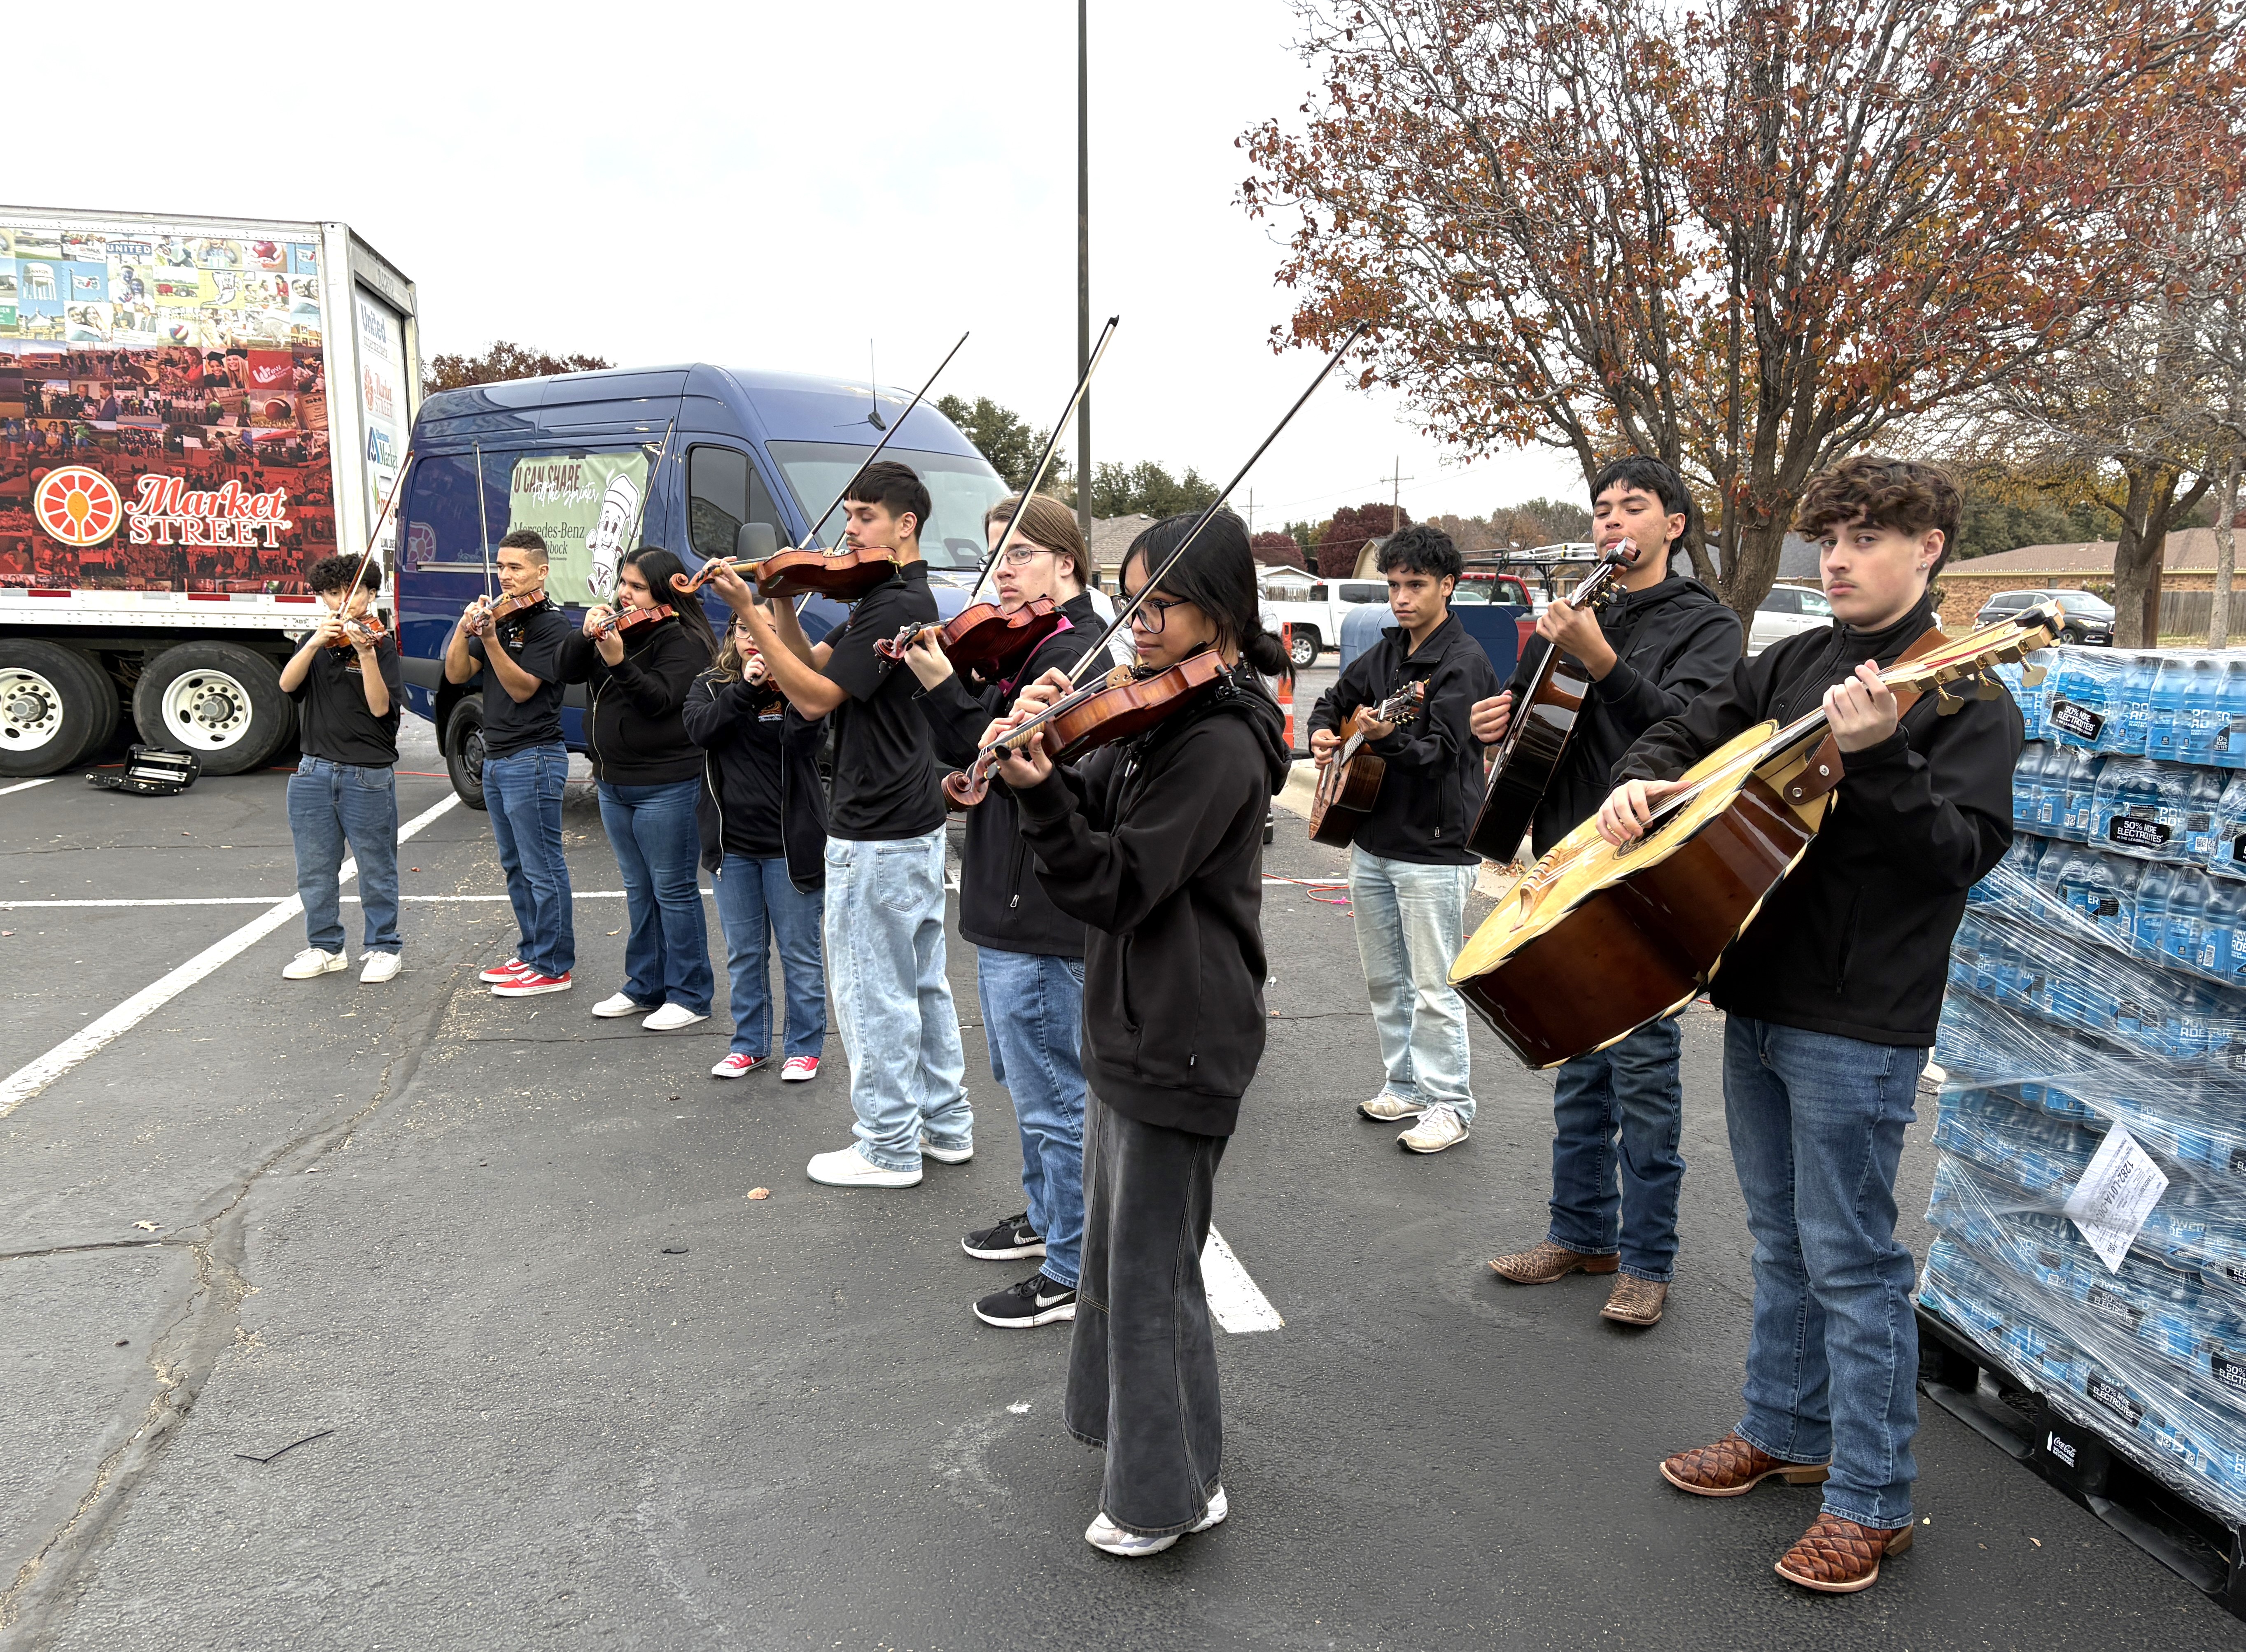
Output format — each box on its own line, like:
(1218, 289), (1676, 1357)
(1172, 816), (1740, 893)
(1399, 1102), (1469, 1154)
(283, 948), (347, 980)
(592, 991), (651, 1018)
(359, 951), (401, 984)
(1358, 1091), (1427, 1122)
(920, 1131), (974, 1165)
(1084, 1488), (1227, 1557)
(806, 1145), (921, 1188)
(643, 1003), (710, 1032)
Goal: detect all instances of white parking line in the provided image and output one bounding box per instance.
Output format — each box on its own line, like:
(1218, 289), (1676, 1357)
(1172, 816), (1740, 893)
(0, 777), (57, 798)
(0, 793), (462, 1120)
(1202, 1226), (1284, 1333)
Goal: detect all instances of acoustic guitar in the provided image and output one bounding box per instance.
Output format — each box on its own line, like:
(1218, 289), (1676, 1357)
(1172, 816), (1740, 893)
(1308, 680), (1427, 847)
(1464, 548), (1635, 861)
(1447, 603), (2062, 1068)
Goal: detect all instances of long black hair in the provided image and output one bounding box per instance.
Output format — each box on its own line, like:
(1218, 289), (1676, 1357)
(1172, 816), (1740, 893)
(1121, 508), (1292, 682)
(622, 546), (717, 662)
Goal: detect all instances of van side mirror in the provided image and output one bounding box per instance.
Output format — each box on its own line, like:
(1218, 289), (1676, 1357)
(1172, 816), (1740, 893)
(735, 522), (778, 564)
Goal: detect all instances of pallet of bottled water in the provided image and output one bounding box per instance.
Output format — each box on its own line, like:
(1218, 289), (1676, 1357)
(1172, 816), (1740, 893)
(1927, 646), (2246, 1529)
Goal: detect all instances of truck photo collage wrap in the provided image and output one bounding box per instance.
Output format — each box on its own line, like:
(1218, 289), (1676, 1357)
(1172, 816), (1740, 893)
(0, 221), (335, 592)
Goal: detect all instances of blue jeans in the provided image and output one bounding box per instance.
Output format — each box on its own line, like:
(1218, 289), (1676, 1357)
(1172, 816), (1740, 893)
(597, 778), (713, 1014)
(1349, 846), (1476, 1119)
(1547, 1015), (1684, 1282)
(482, 743), (574, 979)
(1724, 1016), (1925, 1529)
(287, 756), (399, 955)
(823, 828), (970, 1171)
(977, 948), (1088, 1289)
(713, 853), (826, 1059)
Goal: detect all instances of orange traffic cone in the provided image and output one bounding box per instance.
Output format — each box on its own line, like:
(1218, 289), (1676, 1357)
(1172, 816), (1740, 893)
(1277, 624), (1297, 752)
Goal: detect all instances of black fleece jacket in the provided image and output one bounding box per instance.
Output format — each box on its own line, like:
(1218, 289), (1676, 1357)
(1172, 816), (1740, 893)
(682, 671), (828, 893)
(555, 617), (710, 786)
(1014, 671), (1294, 1137)
(916, 592), (1111, 956)
(1508, 575), (1742, 856)
(1615, 593), (2021, 1046)
(1306, 615), (1500, 865)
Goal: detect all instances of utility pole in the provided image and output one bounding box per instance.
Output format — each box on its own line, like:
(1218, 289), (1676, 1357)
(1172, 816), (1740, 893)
(1075, 0), (1093, 573)
(1248, 488), (1254, 536)
(1390, 456), (1414, 535)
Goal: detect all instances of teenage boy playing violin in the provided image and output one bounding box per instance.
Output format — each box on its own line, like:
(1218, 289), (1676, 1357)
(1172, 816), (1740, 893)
(1595, 456), (2020, 1594)
(1468, 457), (1740, 1328)
(903, 493), (1113, 1330)
(721, 460), (972, 1190)
(1308, 523), (1499, 1155)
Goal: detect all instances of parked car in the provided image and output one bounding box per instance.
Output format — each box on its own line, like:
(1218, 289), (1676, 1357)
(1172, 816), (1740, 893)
(1975, 587), (2114, 645)
(1748, 584), (1835, 653)
(1260, 575), (1391, 666)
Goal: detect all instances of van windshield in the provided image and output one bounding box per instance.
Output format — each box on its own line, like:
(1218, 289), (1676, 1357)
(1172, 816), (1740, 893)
(766, 441), (1010, 571)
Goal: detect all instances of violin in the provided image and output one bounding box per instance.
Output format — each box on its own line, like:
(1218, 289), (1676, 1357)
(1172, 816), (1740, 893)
(465, 587), (548, 635)
(324, 613), (389, 654)
(747, 544), (908, 603)
(872, 596), (1067, 680)
(942, 651), (1231, 808)
(594, 602), (674, 638)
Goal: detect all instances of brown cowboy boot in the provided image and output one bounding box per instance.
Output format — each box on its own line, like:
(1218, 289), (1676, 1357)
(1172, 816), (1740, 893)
(1658, 1433), (1831, 1498)
(1600, 1275), (1668, 1326)
(1774, 1511), (1915, 1593)
(1487, 1239), (1620, 1285)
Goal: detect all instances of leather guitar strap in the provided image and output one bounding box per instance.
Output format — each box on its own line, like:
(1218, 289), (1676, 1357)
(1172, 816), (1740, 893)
(1780, 620), (1951, 807)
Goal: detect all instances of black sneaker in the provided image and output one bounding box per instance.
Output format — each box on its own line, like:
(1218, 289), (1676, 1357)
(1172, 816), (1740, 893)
(962, 1212), (1046, 1261)
(975, 1272), (1077, 1328)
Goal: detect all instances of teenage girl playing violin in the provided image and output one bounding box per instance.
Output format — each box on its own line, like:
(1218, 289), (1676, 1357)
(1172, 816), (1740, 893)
(903, 494), (1113, 1332)
(984, 509), (1293, 1559)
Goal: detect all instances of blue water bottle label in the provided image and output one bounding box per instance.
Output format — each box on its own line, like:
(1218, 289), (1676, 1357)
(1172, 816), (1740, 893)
(2110, 816), (2171, 850)
(2050, 700), (2104, 741)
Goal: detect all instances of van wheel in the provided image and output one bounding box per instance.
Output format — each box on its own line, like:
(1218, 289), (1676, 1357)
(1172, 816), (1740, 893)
(1288, 628), (1320, 669)
(445, 699), (489, 811)
(133, 642), (291, 776)
(0, 641), (117, 776)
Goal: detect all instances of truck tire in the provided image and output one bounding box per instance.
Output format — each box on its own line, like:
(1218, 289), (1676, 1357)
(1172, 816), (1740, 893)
(133, 642), (291, 776)
(445, 698), (489, 811)
(0, 641), (117, 776)
(1288, 627), (1320, 669)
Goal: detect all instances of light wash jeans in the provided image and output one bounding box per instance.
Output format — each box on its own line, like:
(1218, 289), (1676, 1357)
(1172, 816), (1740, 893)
(482, 743), (574, 979)
(976, 948), (1087, 1289)
(1547, 1015), (1685, 1282)
(1349, 845), (1476, 1120)
(287, 755), (399, 955)
(714, 853), (826, 1060)
(1724, 1015), (1926, 1529)
(597, 777), (713, 1014)
(823, 827), (970, 1171)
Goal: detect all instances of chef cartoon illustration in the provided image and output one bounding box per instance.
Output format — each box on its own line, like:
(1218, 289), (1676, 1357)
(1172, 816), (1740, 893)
(584, 467), (642, 597)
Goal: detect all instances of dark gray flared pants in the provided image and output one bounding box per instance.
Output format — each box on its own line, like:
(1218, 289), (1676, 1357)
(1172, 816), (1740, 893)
(1064, 1092), (1228, 1536)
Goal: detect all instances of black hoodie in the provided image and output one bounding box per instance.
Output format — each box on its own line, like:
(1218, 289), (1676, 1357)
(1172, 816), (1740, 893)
(682, 671), (828, 892)
(1306, 614), (1500, 865)
(555, 616), (710, 787)
(1014, 670), (1294, 1137)
(1615, 593), (2021, 1046)
(1507, 574), (1742, 856)
(916, 592), (1113, 957)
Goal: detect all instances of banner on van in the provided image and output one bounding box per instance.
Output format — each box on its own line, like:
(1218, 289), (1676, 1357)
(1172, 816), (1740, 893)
(507, 453), (650, 599)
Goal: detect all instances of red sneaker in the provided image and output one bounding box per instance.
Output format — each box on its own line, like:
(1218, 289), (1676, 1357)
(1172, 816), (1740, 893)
(478, 957), (530, 984)
(711, 1052), (767, 1079)
(492, 970), (572, 998)
(781, 1055), (819, 1083)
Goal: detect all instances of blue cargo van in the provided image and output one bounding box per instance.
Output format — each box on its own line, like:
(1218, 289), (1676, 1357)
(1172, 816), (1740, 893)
(394, 365), (1010, 806)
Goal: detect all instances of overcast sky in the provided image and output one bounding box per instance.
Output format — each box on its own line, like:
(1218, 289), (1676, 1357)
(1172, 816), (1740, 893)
(33, 0), (1581, 529)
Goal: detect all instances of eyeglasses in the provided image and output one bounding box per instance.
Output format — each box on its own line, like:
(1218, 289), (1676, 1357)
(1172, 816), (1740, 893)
(996, 544), (1054, 567)
(1126, 593), (1185, 635)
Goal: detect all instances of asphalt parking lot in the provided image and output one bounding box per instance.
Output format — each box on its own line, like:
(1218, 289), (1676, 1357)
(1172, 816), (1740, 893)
(3, 702), (2241, 1650)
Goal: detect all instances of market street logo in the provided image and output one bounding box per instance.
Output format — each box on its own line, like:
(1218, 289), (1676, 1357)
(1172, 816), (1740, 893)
(34, 466), (124, 546)
(124, 475), (294, 547)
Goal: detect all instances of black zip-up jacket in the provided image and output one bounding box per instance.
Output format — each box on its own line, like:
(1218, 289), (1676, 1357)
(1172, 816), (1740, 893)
(1014, 673), (1294, 1137)
(1508, 574), (1742, 856)
(917, 592), (1111, 956)
(682, 671), (828, 892)
(555, 617), (709, 786)
(1615, 593), (2021, 1046)
(1306, 614), (1500, 865)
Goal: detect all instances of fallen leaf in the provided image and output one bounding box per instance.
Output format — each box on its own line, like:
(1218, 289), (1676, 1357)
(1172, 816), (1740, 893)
(2030, 1537), (2041, 1547)
(607, 929), (621, 936)
(132, 1220), (159, 1231)
(747, 1187), (770, 1200)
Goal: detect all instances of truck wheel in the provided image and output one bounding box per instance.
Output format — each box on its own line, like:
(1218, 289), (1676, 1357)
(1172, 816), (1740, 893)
(0, 641), (117, 776)
(1288, 628), (1320, 669)
(445, 698), (489, 811)
(133, 642), (290, 776)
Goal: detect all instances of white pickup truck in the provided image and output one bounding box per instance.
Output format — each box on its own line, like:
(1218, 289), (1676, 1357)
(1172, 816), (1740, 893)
(1258, 573), (1391, 667)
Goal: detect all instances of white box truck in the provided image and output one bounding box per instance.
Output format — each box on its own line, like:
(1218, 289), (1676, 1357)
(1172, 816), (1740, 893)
(0, 205), (418, 775)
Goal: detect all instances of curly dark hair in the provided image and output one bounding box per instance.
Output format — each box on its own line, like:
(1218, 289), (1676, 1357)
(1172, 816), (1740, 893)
(1792, 455), (1963, 574)
(1374, 523), (1464, 583)
(307, 553), (381, 596)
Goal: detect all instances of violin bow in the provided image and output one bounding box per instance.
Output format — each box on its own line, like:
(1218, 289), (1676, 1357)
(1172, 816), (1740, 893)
(797, 330), (969, 550)
(965, 316), (1119, 605)
(592, 417), (674, 604)
(336, 446), (413, 639)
